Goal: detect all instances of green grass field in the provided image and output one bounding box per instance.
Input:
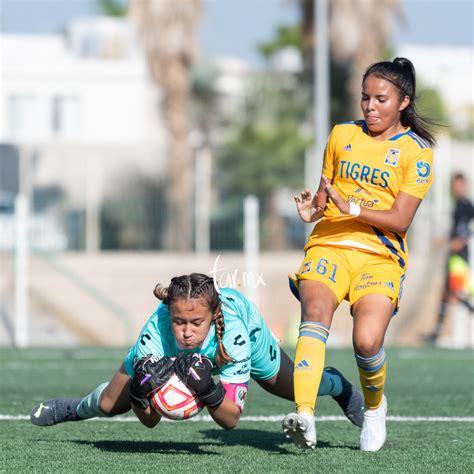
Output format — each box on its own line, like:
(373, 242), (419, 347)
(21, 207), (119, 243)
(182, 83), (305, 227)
(1, 347), (473, 472)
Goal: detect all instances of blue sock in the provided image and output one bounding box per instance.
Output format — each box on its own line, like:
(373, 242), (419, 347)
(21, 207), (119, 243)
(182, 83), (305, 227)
(318, 369), (342, 397)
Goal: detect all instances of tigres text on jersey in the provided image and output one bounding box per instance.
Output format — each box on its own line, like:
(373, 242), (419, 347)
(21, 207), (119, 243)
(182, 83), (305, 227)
(307, 120), (434, 270)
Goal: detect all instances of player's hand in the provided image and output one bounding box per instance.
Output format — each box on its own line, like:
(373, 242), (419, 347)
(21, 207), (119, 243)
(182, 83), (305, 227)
(450, 236), (467, 253)
(294, 190), (324, 223)
(322, 176), (350, 214)
(174, 353), (225, 408)
(129, 355), (175, 409)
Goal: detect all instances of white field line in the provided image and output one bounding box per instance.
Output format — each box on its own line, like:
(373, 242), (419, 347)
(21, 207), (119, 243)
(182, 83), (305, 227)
(1, 414), (473, 423)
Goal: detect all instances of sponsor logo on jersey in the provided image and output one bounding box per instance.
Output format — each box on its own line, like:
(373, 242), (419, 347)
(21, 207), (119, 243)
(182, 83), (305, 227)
(354, 280), (383, 292)
(348, 195), (379, 208)
(295, 359), (311, 371)
(301, 261), (312, 274)
(343, 143), (352, 152)
(416, 161), (430, 177)
(354, 280), (395, 292)
(384, 148), (401, 166)
(416, 160), (431, 183)
(233, 356), (251, 364)
(232, 367), (250, 376)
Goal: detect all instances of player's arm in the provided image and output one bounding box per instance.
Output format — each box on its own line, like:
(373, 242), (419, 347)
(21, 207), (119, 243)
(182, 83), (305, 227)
(323, 176), (422, 233)
(128, 355), (175, 428)
(131, 403), (162, 428)
(206, 391), (242, 429)
(174, 353), (243, 430)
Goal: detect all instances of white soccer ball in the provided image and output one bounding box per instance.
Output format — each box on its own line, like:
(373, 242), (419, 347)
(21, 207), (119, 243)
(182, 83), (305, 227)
(150, 373), (204, 420)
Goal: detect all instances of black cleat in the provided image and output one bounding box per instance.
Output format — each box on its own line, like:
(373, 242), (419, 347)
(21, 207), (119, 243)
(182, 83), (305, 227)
(325, 367), (364, 428)
(30, 398), (82, 426)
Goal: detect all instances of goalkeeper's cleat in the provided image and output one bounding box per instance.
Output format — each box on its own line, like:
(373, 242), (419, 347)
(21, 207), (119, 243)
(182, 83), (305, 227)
(360, 395), (388, 452)
(30, 398), (82, 426)
(325, 366), (364, 428)
(282, 412), (316, 449)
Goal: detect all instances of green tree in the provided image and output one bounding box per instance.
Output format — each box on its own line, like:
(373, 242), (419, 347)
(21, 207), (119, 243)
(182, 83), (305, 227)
(98, 0), (128, 17)
(217, 67), (311, 249)
(130, 0), (202, 251)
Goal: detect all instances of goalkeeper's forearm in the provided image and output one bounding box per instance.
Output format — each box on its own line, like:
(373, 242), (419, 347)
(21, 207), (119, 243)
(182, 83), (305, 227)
(131, 404), (162, 428)
(207, 397), (241, 430)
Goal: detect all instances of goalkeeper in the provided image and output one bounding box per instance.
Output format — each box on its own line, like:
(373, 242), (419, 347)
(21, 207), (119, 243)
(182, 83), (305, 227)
(30, 273), (364, 430)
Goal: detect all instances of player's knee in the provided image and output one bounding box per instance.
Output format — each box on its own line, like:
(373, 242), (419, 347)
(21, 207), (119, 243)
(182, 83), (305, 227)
(302, 302), (330, 324)
(353, 337), (382, 358)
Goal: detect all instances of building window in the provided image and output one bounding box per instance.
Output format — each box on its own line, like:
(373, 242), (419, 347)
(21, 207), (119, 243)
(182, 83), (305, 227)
(52, 96), (80, 138)
(7, 94), (37, 139)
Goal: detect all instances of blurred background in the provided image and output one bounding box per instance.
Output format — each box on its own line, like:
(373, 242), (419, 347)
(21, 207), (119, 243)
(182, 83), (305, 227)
(0, 0), (472, 350)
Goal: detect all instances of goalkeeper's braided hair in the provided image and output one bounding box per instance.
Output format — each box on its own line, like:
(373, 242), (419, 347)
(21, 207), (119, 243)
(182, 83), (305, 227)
(153, 273), (233, 365)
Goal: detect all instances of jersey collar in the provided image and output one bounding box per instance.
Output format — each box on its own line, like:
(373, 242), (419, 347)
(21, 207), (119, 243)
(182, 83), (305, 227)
(360, 120), (411, 141)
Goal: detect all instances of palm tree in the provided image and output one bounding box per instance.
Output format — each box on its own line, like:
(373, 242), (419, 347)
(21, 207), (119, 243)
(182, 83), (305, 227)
(330, 0), (401, 117)
(130, 0), (201, 250)
(300, 0), (401, 118)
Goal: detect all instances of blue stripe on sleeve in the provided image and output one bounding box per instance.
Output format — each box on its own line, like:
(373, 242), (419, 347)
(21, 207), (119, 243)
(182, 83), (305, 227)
(407, 131), (426, 149)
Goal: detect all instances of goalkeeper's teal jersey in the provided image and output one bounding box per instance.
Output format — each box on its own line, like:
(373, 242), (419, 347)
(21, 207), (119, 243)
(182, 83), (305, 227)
(124, 288), (280, 384)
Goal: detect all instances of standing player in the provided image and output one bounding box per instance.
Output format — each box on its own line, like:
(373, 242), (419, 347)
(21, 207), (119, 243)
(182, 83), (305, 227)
(30, 273), (364, 431)
(283, 58), (435, 451)
(427, 172), (474, 343)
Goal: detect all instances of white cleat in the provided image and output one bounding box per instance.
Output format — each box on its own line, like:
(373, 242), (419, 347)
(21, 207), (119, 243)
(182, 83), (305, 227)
(360, 395), (388, 452)
(282, 412), (316, 449)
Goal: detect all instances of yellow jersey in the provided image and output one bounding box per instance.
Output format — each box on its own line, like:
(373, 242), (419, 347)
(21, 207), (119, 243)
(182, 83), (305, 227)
(306, 120), (434, 270)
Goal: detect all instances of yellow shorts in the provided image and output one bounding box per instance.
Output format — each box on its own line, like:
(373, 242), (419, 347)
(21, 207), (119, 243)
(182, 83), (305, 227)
(296, 245), (406, 310)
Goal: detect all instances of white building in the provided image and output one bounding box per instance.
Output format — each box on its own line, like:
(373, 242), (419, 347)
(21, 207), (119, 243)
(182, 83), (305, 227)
(0, 18), (168, 250)
(0, 17), (164, 145)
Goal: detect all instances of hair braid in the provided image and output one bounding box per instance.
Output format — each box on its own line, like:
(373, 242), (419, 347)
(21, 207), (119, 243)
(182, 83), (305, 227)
(153, 283), (169, 303)
(213, 302), (233, 366)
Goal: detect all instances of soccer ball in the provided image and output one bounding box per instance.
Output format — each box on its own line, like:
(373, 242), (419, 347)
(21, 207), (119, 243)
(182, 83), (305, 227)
(150, 373), (204, 420)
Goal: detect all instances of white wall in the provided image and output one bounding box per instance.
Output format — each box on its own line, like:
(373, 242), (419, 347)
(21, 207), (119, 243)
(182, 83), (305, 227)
(0, 29), (164, 146)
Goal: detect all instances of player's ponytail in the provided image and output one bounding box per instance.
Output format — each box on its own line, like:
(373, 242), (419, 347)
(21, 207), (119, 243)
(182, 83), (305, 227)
(153, 284), (169, 303)
(153, 273), (233, 366)
(362, 57), (437, 146)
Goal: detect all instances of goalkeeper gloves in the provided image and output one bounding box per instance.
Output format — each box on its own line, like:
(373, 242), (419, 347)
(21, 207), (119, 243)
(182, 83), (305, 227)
(129, 355), (175, 409)
(174, 353), (225, 408)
